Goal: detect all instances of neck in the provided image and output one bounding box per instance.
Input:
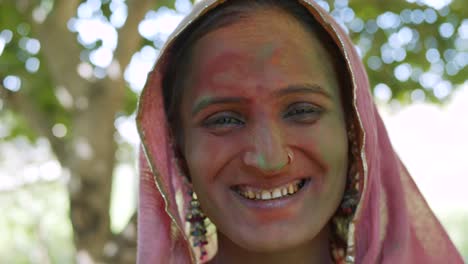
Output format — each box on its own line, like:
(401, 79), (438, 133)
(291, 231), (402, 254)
(209, 227), (333, 264)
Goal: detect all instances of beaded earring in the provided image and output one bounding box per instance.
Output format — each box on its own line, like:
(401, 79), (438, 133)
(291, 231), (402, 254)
(330, 122), (361, 264)
(186, 191), (208, 261)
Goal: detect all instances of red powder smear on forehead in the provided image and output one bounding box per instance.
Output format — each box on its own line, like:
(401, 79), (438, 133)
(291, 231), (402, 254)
(269, 50), (282, 66)
(200, 41), (283, 81)
(199, 52), (249, 83)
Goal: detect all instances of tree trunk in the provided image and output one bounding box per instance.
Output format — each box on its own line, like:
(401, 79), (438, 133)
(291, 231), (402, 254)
(2, 0), (157, 262)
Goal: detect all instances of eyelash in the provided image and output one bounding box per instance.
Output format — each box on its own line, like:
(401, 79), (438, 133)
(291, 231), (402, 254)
(283, 103), (323, 121)
(202, 103), (323, 129)
(202, 113), (245, 128)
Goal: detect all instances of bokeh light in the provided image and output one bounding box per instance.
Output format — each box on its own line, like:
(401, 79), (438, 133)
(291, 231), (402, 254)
(52, 124), (67, 138)
(411, 89), (426, 102)
(374, 83), (393, 102)
(426, 48), (441, 63)
(124, 45), (159, 91)
(25, 57), (40, 73)
(3, 76), (21, 92)
(377, 12), (400, 29)
(367, 56), (382, 71)
(434, 80), (452, 99)
(440, 22), (455, 38)
(424, 8), (438, 24)
(394, 63), (413, 81)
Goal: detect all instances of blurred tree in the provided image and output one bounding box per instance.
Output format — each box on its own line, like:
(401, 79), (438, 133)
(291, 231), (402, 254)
(0, 0), (466, 263)
(345, 0), (467, 104)
(0, 0), (172, 263)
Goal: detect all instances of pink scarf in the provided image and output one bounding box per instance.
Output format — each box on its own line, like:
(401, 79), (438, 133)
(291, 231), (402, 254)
(136, 0), (463, 263)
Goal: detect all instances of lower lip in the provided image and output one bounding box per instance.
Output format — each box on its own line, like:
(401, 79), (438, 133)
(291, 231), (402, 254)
(231, 179), (312, 219)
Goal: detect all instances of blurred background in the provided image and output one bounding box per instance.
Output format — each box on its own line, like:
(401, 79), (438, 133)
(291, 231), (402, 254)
(0, 0), (467, 263)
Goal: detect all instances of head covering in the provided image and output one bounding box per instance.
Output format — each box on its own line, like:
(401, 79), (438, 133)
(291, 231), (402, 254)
(136, 0), (463, 263)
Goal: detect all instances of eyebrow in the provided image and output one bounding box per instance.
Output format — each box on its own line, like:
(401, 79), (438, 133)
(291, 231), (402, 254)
(192, 97), (248, 116)
(273, 84), (332, 99)
(191, 83), (331, 117)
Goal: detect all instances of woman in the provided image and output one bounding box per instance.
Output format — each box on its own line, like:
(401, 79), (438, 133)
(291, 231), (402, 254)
(136, 0), (463, 263)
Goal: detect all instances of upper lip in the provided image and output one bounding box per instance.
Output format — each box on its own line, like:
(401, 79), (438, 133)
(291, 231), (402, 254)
(230, 176), (309, 190)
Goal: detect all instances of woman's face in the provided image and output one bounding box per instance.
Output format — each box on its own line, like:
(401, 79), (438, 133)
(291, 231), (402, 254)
(180, 9), (348, 252)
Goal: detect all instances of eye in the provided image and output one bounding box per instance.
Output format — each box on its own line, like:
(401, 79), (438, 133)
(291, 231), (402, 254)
(202, 111), (245, 129)
(283, 102), (323, 123)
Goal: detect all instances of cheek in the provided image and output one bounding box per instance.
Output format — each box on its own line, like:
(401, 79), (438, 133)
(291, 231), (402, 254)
(183, 129), (242, 184)
(315, 116), (348, 199)
(289, 115), (348, 178)
(184, 134), (214, 182)
(318, 123), (348, 170)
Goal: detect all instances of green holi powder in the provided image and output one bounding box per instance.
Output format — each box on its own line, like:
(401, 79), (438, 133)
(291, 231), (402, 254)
(256, 43), (276, 61)
(192, 95), (214, 115)
(256, 154), (268, 170)
(253, 127), (287, 170)
(256, 153), (286, 171)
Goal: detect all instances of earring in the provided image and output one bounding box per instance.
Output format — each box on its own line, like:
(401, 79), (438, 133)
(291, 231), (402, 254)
(186, 190), (208, 261)
(338, 123), (360, 218)
(330, 122), (361, 263)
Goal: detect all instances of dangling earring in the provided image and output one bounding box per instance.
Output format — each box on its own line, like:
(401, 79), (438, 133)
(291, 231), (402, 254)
(330, 122), (361, 264)
(186, 190), (208, 261)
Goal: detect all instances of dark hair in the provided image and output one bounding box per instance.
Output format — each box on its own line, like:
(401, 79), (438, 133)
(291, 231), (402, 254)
(162, 0), (352, 154)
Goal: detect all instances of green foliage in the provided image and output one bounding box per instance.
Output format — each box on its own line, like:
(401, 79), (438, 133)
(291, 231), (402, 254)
(1, 110), (38, 141)
(122, 85), (138, 116)
(154, 0), (177, 10)
(1, 1), (70, 141)
(341, 0), (468, 104)
(101, 0), (114, 19)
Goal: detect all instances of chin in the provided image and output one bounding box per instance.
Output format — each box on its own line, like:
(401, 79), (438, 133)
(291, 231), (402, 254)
(221, 220), (326, 253)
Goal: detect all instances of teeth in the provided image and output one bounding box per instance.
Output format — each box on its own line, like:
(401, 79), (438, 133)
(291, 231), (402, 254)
(237, 179), (306, 201)
(247, 190), (255, 199)
(281, 188), (288, 196)
(272, 189), (281, 199)
(261, 191), (271, 200)
(242, 190), (247, 197)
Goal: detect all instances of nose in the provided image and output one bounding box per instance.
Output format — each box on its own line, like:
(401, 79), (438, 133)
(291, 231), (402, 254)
(242, 122), (293, 174)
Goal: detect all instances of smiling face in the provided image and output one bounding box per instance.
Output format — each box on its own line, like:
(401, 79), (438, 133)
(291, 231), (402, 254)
(179, 8), (348, 253)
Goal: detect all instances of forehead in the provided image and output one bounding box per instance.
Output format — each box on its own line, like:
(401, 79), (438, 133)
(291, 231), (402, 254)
(191, 9), (322, 65)
(184, 9), (340, 99)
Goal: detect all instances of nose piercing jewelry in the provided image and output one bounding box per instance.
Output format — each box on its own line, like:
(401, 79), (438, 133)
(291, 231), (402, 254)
(274, 150), (294, 170)
(287, 150), (294, 164)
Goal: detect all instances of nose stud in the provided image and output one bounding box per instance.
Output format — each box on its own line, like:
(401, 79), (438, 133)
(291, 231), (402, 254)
(268, 149), (293, 171)
(286, 150), (294, 165)
(278, 149), (294, 169)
